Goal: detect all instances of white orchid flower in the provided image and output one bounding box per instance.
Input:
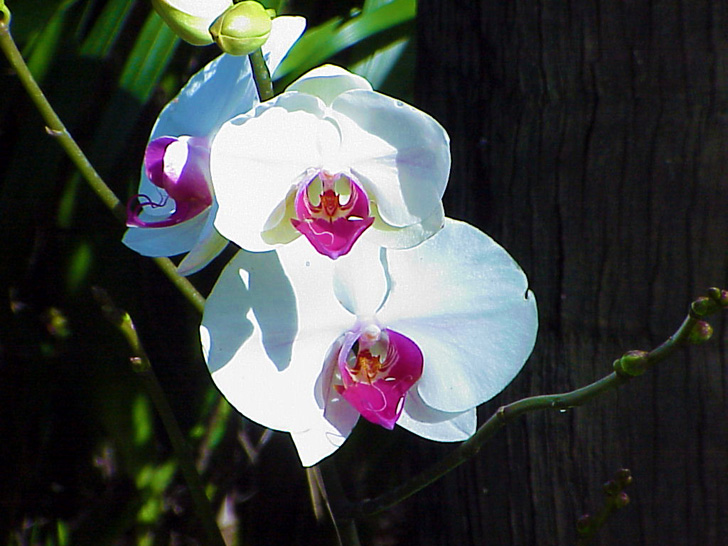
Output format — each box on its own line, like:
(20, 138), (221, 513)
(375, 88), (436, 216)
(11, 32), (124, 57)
(122, 16), (305, 275)
(200, 219), (538, 466)
(210, 64), (451, 260)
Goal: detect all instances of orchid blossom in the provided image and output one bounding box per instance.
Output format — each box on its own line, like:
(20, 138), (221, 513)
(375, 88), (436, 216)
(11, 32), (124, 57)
(122, 16), (305, 275)
(200, 219), (538, 466)
(210, 64), (451, 260)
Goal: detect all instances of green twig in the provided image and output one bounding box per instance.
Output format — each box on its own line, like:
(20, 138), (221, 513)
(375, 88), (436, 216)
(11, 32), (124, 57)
(92, 287), (226, 546)
(576, 469), (633, 545)
(249, 48), (274, 101)
(0, 17), (205, 314)
(349, 288), (728, 518)
(314, 461), (361, 546)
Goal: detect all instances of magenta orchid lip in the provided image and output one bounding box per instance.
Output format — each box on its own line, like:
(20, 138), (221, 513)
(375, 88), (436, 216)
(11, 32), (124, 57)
(329, 324), (424, 430)
(290, 172), (375, 259)
(126, 136), (213, 228)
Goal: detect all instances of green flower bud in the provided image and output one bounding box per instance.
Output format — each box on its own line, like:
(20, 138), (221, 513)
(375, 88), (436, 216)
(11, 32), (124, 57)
(1, 0), (11, 25)
(613, 350), (649, 377)
(613, 491), (630, 509)
(688, 320), (713, 344)
(209, 1), (275, 56)
(614, 468), (633, 488)
(691, 296), (716, 317)
(707, 287), (728, 308)
(151, 0), (233, 46)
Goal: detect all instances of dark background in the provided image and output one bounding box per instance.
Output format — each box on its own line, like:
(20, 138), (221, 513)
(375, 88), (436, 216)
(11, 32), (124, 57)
(1, 1), (726, 544)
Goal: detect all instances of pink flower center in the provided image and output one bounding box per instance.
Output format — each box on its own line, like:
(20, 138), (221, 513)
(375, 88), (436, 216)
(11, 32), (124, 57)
(334, 326), (423, 429)
(290, 172), (374, 259)
(126, 136), (212, 228)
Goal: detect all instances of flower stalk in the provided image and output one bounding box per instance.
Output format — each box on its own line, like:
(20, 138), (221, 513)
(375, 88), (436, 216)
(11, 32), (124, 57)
(249, 47), (274, 100)
(92, 287), (226, 546)
(348, 287), (728, 518)
(0, 18), (205, 313)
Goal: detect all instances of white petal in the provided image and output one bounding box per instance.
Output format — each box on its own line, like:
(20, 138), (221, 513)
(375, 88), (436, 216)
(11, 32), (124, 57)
(176, 202), (228, 275)
(363, 200), (445, 250)
(289, 400), (359, 466)
(151, 54), (257, 142)
(266, 16), (307, 78)
(332, 243), (388, 316)
(211, 94), (341, 251)
(332, 89), (450, 228)
(396, 389), (476, 442)
(378, 219), (538, 413)
(122, 208), (210, 257)
(286, 64), (372, 105)
(201, 240), (353, 434)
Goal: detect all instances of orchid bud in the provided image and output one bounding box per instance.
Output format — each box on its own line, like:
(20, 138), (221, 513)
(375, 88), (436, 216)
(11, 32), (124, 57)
(151, 0), (233, 46)
(613, 350), (649, 377)
(1, 0), (11, 25)
(688, 320), (713, 344)
(209, 1), (275, 56)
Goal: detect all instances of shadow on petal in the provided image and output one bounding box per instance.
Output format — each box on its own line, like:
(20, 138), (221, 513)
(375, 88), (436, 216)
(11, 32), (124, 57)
(205, 249), (298, 373)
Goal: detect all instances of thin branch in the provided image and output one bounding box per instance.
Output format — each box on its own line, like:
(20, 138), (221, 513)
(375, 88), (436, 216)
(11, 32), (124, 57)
(92, 287), (226, 546)
(0, 18), (205, 314)
(249, 48), (274, 101)
(349, 288), (728, 518)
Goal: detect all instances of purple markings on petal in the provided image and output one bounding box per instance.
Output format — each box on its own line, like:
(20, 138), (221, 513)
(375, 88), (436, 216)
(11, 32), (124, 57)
(290, 172), (374, 259)
(336, 327), (423, 429)
(127, 136), (213, 228)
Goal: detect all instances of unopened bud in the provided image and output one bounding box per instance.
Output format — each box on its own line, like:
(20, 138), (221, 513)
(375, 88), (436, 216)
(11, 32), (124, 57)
(691, 296), (716, 317)
(613, 350), (649, 377)
(688, 320), (713, 344)
(707, 287), (728, 307)
(151, 0), (232, 45)
(614, 468), (633, 487)
(1, 0), (11, 25)
(603, 479), (619, 496)
(614, 491), (630, 508)
(210, 1), (274, 56)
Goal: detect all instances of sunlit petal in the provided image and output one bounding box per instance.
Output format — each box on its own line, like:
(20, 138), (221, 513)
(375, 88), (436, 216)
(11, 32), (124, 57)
(211, 94), (341, 251)
(378, 219), (538, 413)
(397, 389), (476, 442)
(333, 89), (450, 228)
(286, 64), (372, 105)
(201, 240), (352, 433)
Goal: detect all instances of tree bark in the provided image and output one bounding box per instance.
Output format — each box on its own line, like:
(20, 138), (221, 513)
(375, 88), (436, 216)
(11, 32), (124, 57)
(410, 1), (728, 544)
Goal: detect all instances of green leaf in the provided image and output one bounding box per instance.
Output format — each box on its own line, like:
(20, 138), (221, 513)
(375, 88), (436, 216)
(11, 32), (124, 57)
(118, 11), (179, 102)
(23, 0), (79, 82)
(80, 0), (136, 58)
(274, 0), (415, 81)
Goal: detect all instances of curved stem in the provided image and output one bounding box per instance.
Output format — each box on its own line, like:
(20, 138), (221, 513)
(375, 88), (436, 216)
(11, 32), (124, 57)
(0, 19), (205, 314)
(349, 289), (727, 518)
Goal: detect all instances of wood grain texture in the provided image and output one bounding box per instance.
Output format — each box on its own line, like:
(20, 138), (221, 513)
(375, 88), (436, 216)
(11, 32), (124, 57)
(405, 1), (728, 544)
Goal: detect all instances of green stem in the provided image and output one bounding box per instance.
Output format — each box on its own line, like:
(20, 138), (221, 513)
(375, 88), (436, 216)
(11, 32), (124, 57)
(349, 289), (727, 518)
(314, 461), (361, 546)
(249, 48), (274, 101)
(0, 18), (205, 314)
(93, 287), (226, 546)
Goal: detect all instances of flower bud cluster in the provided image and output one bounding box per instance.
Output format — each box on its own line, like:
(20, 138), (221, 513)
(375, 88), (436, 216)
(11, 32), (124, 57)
(152, 0), (275, 54)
